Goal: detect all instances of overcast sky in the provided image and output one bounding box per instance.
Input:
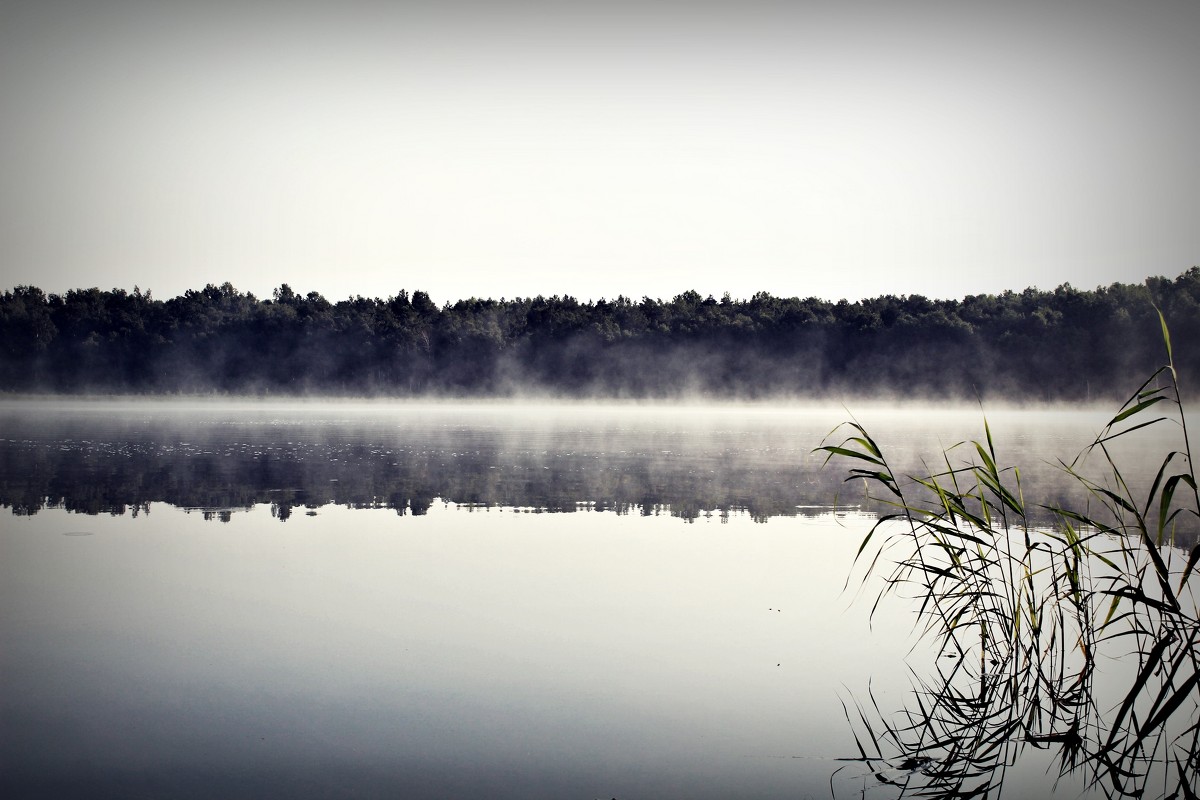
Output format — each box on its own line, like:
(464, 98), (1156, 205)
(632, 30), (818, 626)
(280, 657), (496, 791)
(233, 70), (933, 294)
(1, 0), (1197, 304)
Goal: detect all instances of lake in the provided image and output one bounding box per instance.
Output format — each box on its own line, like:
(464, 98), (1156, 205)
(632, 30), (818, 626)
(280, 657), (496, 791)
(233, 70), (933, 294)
(1, 400), (1195, 799)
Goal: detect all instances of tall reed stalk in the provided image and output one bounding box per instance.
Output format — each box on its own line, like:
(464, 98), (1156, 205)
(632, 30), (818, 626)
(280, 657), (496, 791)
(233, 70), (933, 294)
(820, 312), (1199, 799)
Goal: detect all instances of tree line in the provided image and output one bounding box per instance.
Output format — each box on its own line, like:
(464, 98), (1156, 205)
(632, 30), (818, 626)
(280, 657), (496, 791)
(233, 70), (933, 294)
(1, 269), (1197, 399)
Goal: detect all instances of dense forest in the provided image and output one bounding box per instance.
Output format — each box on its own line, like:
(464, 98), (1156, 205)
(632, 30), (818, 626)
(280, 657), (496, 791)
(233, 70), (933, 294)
(1, 269), (1197, 399)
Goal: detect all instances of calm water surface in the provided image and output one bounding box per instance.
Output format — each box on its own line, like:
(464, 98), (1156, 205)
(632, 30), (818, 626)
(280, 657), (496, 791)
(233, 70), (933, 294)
(0, 400), (1191, 799)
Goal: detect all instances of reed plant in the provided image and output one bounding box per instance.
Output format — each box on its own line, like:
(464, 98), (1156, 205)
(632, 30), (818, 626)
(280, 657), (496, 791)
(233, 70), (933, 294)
(819, 312), (1199, 799)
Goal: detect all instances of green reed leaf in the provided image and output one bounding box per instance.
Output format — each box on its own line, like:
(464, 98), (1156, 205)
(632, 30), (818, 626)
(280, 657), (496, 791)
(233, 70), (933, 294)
(817, 445), (884, 466)
(1107, 395), (1166, 427)
(1158, 306), (1174, 364)
(1156, 472), (1193, 545)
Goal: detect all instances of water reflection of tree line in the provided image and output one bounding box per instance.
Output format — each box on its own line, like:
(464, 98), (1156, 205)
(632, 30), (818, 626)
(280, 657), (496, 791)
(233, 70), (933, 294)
(0, 435), (845, 522)
(0, 429), (1161, 530)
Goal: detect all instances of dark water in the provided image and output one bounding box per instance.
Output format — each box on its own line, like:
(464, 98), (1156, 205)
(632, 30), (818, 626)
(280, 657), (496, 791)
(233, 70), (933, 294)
(0, 400), (1136, 522)
(1, 400), (1195, 799)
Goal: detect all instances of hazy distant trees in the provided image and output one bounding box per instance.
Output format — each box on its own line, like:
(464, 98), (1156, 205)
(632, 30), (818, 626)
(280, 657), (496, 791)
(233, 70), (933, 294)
(1, 268), (1197, 400)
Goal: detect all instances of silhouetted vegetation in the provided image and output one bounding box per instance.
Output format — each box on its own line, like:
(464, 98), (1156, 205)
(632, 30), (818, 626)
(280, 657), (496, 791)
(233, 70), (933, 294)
(1, 405), (1181, 531)
(0, 414), (874, 522)
(2, 269), (1198, 398)
(823, 315), (1200, 799)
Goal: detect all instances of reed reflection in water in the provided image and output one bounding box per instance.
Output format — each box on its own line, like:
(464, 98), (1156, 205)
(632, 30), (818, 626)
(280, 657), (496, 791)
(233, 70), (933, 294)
(822, 371), (1199, 800)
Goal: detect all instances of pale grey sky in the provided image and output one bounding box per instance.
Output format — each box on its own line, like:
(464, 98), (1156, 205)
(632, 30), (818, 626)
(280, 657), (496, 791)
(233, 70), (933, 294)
(1, 0), (1197, 303)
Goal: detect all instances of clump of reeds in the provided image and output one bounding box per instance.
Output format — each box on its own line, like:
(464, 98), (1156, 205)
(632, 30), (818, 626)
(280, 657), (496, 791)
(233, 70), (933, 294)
(820, 311), (1199, 799)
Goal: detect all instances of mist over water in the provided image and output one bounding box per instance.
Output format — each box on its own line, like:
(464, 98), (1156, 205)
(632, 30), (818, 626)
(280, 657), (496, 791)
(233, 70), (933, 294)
(2, 398), (1195, 798)
(0, 398), (1150, 523)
